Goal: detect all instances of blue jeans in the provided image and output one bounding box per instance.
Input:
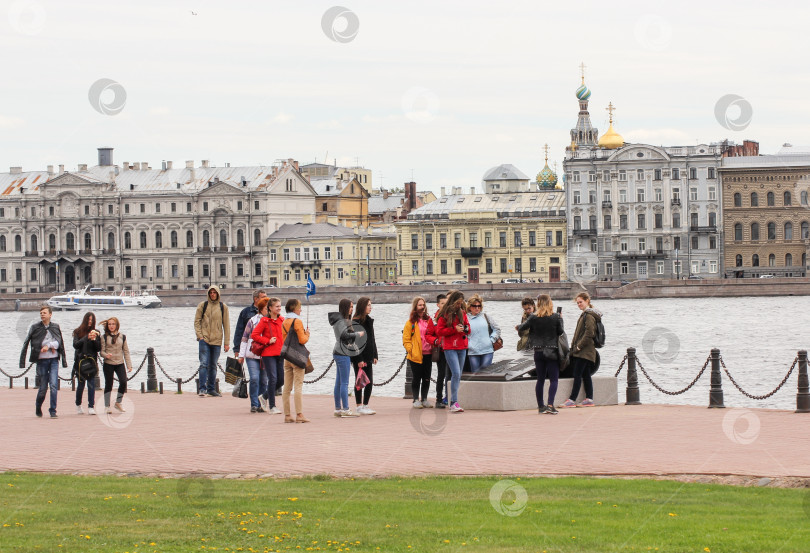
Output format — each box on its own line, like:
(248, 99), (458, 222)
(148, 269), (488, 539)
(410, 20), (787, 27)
(468, 352), (493, 373)
(36, 358), (60, 415)
(75, 376), (96, 408)
(333, 354), (351, 410)
(246, 358), (266, 409)
(197, 340), (221, 394)
(262, 356), (283, 408)
(443, 349), (466, 404)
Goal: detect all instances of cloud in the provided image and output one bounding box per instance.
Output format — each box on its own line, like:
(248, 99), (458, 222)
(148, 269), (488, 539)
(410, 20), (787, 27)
(0, 115), (25, 129)
(150, 107), (171, 115)
(270, 112), (294, 125)
(315, 119), (341, 130)
(495, 133), (514, 143)
(625, 128), (694, 144)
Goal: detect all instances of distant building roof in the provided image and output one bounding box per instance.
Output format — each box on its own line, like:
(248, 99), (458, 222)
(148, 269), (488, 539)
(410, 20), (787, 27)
(482, 164), (530, 182)
(267, 222), (394, 241)
(404, 191), (566, 221)
(368, 193), (404, 215)
(309, 177), (342, 196)
(721, 154), (810, 169)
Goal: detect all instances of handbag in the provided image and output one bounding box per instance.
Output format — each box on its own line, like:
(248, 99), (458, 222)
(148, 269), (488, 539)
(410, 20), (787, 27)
(355, 366), (370, 390)
(250, 318), (270, 357)
(224, 356), (244, 385)
(557, 331), (570, 371)
(305, 357), (314, 374)
(231, 377), (248, 398)
(484, 313), (503, 351)
(280, 320), (310, 369)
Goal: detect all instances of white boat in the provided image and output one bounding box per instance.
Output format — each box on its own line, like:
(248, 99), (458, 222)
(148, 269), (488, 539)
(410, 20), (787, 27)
(47, 286), (162, 311)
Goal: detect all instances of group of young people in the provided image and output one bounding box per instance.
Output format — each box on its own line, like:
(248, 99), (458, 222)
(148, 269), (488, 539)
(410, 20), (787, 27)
(19, 305), (134, 418)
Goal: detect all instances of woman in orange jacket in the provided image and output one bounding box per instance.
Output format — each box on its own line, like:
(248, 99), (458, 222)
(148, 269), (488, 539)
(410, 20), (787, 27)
(251, 297), (285, 414)
(402, 296), (437, 409)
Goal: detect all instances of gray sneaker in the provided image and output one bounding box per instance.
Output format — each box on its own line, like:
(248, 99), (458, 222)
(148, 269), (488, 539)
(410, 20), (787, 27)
(421, 400), (433, 409)
(341, 410), (359, 417)
(412, 400), (423, 409)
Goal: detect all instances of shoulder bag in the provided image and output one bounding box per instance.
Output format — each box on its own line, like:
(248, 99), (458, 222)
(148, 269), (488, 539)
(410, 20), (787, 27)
(280, 320), (310, 369)
(484, 314), (503, 351)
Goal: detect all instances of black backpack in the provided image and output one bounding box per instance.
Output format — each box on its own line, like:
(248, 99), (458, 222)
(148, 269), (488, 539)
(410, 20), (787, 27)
(590, 312), (606, 349)
(201, 301), (225, 318)
(77, 356), (98, 382)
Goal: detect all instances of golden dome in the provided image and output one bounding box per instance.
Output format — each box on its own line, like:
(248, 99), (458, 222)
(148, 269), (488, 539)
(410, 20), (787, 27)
(598, 101), (624, 149)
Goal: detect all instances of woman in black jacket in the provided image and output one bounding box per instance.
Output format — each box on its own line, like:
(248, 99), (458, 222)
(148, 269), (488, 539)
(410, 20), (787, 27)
(73, 312), (102, 415)
(350, 296), (378, 415)
(516, 294), (564, 414)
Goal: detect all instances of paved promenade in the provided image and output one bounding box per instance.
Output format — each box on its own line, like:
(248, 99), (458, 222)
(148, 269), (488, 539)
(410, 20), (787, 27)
(1, 388), (808, 479)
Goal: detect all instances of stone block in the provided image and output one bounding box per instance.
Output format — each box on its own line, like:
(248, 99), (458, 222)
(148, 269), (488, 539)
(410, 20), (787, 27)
(458, 376), (618, 411)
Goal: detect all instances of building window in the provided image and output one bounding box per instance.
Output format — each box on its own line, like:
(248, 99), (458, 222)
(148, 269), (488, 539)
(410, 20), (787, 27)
(674, 237), (681, 250)
(734, 193), (742, 207)
(156, 265), (163, 278)
(515, 258), (522, 273)
(155, 231), (162, 249)
(124, 232), (131, 249)
(283, 248), (290, 261)
(139, 203), (145, 213)
(734, 223), (743, 241)
(313, 247), (319, 260)
(736, 255), (743, 267)
(708, 187), (716, 201)
(767, 222), (776, 240)
(284, 270), (291, 281)
(140, 266), (147, 278)
(514, 231), (521, 247)
(187, 202), (192, 212)
(528, 231), (536, 246)
(767, 192), (775, 206)
(784, 191), (792, 206)
(470, 233), (478, 248)
(591, 239), (597, 252)
(752, 254), (759, 267)
(672, 168), (680, 180)
(126, 266), (132, 279)
(155, 203), (161, 214)
(604, 190), (612, 202)
(619, 214), (628, 230)
(186, 230), (194, 248)
(203, 201), (209, 211)
(638, 238), (646, 251)
(802, 221), (810, 239)
(455, 233), (462, 248)
(604, 215), (612, 230)
(786, 253), (793, 266)
(708, 167), (716, 179)
(768, 254), (776, 267)
(426, 260), (433, 275)
(620, 239), (628, 251)
(202, 230), (210, 247)
(750, 223), (759, 241)
(556, 231), (563, 246)
(411, 234), (418, 250)
(750, 192), (758, 206)
(484, 233), (491, 247)
(709, 236), (717, 249)
(637, 214), (646, 229)
(637, 189), (645, 202)
(219, 264), (226, 277)
(237, 264), (244, 277)
(785, 222), (793, 240)
(573, 191), (580, 204)
(294, 248), (301, 261)
(411, 261), (419, 276)
(440, 260), (447, 274)
(337, 246), (344, 260)
(236, 229), (244, 248)
(324, 247), (331, 260)
(802, 191), (809, 206)
(485, 259), (493, 273)
(172, 265), (179, 278)
(529, 257), (536, 272)
(654, 213), (662, 229)
(573, 216), (581, 231)
(107, 266), (114, 279)
(709, 212), (716, 227)
(324, 267), (331, 280)
(107, 232), (115, 251)
(439, 233), (447, 249)
(620, 262), (629, 274)
(619, 189), (627, 203)
(170, 230), (178, 248)
(605, 263), (613, 275)
(691, 236), (698, 250)
(672, 213), (680, 228)
(654, 169), (661, 181)
(500, 258), (507, 273)
(455, 259), (462, 274)
(140, 231), (147, 249)
(589, 190), (597, 203)
(656, 261), (664, 275)
(690, 188), (698, 201)
(499, 232), (506, 247)
(654, 189), (662, 202)
(425, 234), (433, 250)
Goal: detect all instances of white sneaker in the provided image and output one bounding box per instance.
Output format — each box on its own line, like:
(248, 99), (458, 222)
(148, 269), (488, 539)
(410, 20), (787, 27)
(334, 409), (344, 418)
(106, 407), (113, 414)
(75, 405), (83, 415)
(450, 402), (464, 413)
(87, 407), (96, 415)
(341, 410), (359, 417)
(259, 395), (269, 411)
(361, 405), (376, 415)
(413, 400), (423, 409)
(269, 406), (282, 415)
(422, 400), (433, 409)
(355, 405), (366, 414)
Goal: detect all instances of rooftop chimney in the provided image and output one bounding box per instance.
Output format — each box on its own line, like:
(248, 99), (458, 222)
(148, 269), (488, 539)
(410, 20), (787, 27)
(47, 165), (54, 177)
(10, 167), (22, 174)
(470, 186), (475, 194)
(58, 164), (65, 174)
(291, 159), (299, 171)
(166, 161), (173, 170)
(440, 186), (446, 196)
(405, 181), (417, 211)
(201, 160), (210, 168)
(78, 164), (88, 172)
(185, 160), (194, 169)
(122, 161), (129, 172)
(97, 147), (113, 167)
(141, 162), (149, 171)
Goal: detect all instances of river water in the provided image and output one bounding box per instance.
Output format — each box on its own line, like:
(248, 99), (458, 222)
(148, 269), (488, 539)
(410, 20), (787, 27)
(3, 296), (807, 409)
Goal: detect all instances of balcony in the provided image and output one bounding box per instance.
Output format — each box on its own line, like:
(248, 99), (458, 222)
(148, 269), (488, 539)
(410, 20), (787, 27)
(80, 249), (92, 255)
(25, 250), (39, 257)
(460, 247), (484, 258)
(290, 259), (322, 269)
(214, 246), (229, 252)
(615, 249), (666, 259)
(198, 246), (212, 252)
(690, 225), (717, 233)
(572, 228), (597, 237)
(103, 248), (116, 255)
(671, 198), (681, 207)
(233, 245), (246, 252)
(65, 249), (76, 255)
(601, 201), (612, 209)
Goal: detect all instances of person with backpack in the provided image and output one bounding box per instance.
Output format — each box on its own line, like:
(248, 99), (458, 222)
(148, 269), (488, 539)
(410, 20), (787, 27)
(560, 291), (603, 408)
(436, 290), (470, 413)
(516, 294), (564, 414)
(402, 296), (437, 409)
(193, 286), (231, 397)
(20, 305), (68, 418)
(465, 294), (501, 373)
(73, 312), (101, 415)
(516, 297), (536, 359)
(238, 297), (270, 413)
(250, 297), (284, 414)
(99, 317), (134, 413)
(350, 297), (378, 415)
(432, 294), (448, 408)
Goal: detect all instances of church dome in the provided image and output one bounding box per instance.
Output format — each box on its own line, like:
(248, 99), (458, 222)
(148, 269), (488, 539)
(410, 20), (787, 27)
(576, 84), (591, 101)
(598, 122), (624, 149)
(536, 162), (558, 188)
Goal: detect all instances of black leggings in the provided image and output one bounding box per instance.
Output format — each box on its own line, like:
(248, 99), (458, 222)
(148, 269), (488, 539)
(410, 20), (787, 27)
(569, 357), (595, 401)
(533, 350), (559, 407)
(434, 351), (446, 401)
(352, 362), (374, 405)
(409, 358), (432, 401)
(103, 362), (127, 406)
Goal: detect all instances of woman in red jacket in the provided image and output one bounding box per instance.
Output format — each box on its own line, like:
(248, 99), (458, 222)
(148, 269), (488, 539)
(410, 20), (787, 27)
(251, 297), (285, 414)
(436, 290), (470, 413)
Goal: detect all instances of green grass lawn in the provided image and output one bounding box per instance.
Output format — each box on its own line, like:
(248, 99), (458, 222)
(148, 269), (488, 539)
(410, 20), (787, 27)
(1, 473), (808, 553)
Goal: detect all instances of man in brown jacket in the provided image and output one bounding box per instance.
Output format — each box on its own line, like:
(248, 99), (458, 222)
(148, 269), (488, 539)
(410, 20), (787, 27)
(193, 286), (231, 397)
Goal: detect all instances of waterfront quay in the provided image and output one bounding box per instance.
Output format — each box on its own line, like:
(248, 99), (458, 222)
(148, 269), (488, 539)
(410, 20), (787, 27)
(1, 388), (808, 481)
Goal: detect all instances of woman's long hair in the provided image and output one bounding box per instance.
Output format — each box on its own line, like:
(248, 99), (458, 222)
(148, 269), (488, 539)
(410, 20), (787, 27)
(73, 312), (96, 338)
(338, 298), (353, 321)
(409, 296), (428, 324)
(353, 296), (371, 322)
(536, 294), (554, 317)
(99, 317), (121, 343)
(437, 290), (465, 324)
(575, 291), (593, 308)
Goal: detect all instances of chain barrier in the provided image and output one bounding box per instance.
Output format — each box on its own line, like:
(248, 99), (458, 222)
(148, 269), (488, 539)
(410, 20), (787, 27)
(374, 356), (407, 387)
(720, 355), (798, 400)
(0, 362), (35, 380)
(614, 354), (628, 378)
(154, 354), (198, 384)
(303, 359), (334, 384)
(636, 355), (711, 396)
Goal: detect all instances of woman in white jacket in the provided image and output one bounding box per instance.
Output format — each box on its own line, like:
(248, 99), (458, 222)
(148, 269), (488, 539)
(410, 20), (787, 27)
(238, 297), (270, 413)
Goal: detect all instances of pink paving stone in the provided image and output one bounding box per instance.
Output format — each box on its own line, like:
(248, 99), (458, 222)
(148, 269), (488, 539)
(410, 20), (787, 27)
(0, 388), (808, 478)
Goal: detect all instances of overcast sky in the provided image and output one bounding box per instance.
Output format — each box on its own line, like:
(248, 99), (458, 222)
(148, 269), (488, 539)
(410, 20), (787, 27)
(1, 0), (807, 194)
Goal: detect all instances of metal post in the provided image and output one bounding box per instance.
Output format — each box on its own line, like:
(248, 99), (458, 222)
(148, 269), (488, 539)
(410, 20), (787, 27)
(140, 382), (145, 393)
(146, 347), (158, 392)
(9, 377), (13, 389)
(195, 378), (200, 394)
(159, 382), (164, 395)
(403, 358), (413, 399)
(796, 350), (809, 413)
(215, 378), (220, 394)
(24, 377), (29, 389)
(176, 378), (182, 394)
(709, 348), (724, 408)
(70, 378), (74, 391)
(626, 347), (641, 405)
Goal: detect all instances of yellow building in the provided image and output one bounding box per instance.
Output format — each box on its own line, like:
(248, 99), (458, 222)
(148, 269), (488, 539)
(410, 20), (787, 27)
(311, 175), (370, 228)
(266, 222), (397, 287)
(300, 162), (373, 193)
(395, 190), (568, 284)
